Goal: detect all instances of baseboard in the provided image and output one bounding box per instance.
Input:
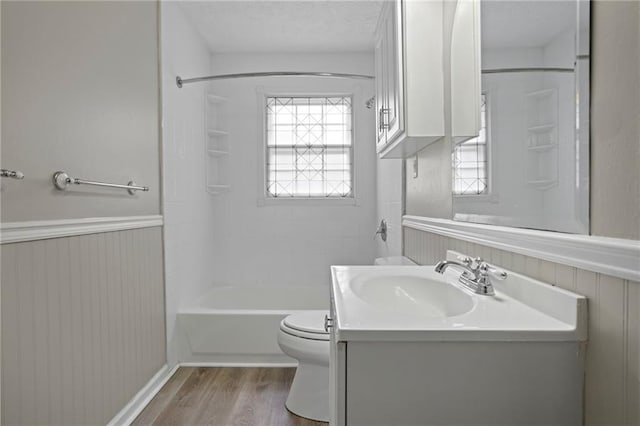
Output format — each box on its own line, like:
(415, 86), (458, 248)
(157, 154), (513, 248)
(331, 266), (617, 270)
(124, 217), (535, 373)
(180, 361), (298, 368)
(176, 350), (297, 366)
(107, 364), (178, 426)
(108, 361), (297, 425)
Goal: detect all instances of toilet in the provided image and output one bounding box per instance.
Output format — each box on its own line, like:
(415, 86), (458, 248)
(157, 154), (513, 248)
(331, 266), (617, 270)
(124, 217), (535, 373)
(278, 310), (330, 421)
(277, 256), (416, 421)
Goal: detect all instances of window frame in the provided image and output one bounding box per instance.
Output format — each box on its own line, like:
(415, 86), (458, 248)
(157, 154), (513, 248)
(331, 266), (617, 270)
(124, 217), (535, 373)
(452, 92), (496, 201)
(257, 89), (360, 206)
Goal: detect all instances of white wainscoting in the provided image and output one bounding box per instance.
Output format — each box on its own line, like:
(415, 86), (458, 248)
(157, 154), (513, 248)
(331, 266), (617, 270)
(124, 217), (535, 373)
(403, 215), (640, 282)
(1, 227), (166, 425)
(0, 215), (163, 244)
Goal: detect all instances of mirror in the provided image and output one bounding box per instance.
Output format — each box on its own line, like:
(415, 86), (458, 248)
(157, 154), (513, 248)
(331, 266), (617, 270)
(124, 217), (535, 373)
(452, 0), (590, 234)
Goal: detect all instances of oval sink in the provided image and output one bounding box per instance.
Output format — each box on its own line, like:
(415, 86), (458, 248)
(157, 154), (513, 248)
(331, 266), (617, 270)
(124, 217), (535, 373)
(349, 275), (474, 318)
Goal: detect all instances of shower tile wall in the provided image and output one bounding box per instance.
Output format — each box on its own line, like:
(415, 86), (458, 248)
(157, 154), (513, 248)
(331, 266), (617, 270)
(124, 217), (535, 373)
(1, 228), (166, 425)
(375, 158), (403, 258)
(161, 1), (217, 366)
(404, 227), (640, 425)
(207, 53), (378, 289)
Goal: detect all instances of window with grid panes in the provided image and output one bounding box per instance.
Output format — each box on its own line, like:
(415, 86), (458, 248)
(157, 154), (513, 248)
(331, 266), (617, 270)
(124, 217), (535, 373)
(266, 96), (353, 198)
(452, 94), (489, 195)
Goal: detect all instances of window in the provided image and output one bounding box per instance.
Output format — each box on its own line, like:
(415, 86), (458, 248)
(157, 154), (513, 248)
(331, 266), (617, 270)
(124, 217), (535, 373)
(452, 94), (488, 195)
(265, 96), (353, 198)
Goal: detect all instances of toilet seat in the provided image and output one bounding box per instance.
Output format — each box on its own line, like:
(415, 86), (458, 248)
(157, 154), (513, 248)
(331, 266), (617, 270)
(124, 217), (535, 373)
(281, 311), (329, 341)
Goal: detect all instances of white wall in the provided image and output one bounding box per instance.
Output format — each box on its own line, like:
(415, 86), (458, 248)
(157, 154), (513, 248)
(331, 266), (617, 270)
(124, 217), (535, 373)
(1, 1), (160, 221)
(1, 2), (166, 423)
(590, 0), (640, 240)
(1, 3), (4, 420)
(207, 53), (377, 289)
(161, 2), (216, 365)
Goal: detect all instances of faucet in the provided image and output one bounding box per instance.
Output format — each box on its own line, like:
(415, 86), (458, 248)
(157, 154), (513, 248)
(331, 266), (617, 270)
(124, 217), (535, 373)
(435, 256), (507, 296)
(374, 219), (387, 242)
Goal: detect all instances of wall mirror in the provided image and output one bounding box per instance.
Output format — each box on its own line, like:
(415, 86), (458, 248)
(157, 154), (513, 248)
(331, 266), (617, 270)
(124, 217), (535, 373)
(452, 0), (590, 234)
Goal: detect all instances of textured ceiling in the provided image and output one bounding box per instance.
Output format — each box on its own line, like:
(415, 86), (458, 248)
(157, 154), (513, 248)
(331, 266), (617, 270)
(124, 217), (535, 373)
(178, 0), (385, 53)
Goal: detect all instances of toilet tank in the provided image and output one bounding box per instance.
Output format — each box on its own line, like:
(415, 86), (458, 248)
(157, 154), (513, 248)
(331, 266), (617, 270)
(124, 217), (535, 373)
(373, 256), (417, 266)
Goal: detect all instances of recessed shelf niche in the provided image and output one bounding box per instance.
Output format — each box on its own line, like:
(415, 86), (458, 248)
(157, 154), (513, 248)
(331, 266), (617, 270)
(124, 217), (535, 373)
(205, 93), (229, 194)
(525, 88), (558, 190)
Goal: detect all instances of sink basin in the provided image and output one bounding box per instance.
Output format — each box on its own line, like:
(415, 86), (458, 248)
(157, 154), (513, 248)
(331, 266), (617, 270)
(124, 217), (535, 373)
(350, 274), (474, 317)
(331, 256), (587, 342)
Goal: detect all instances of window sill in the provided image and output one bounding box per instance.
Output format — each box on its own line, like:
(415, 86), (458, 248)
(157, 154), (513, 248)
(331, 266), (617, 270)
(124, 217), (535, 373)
(453, 193), (499, 203)
(257, 196), (360, 207)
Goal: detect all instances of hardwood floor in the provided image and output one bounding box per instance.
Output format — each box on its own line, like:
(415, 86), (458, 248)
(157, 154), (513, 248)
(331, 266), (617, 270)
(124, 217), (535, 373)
(132, 367), (328, 426)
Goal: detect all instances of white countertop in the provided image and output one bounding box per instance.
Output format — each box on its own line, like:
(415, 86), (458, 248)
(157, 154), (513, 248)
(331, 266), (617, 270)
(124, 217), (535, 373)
(330, 265), (587, 342)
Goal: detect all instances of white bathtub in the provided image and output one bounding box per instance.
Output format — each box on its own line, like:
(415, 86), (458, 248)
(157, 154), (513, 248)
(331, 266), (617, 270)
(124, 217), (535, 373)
(176, 258), (414, 364)
(177, 286), (329, 364)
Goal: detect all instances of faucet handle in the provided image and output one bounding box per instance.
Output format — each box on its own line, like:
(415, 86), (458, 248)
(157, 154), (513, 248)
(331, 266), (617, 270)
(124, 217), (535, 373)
(374, 219), (387, 242)
(457, 255), (484, 270)
(478, 262), (507, 281)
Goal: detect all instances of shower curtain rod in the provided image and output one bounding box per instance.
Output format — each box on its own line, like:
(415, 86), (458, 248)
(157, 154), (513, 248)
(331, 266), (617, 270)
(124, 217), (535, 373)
(176, 71), (374, 88)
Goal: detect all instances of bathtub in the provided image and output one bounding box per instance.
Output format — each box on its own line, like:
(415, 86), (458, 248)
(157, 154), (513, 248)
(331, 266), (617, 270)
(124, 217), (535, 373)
(176, 257), (415, 364)
(177, 286), (329, 364)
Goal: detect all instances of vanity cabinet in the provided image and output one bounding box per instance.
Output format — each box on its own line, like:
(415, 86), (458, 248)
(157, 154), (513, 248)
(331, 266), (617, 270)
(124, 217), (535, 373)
(328, 260), (585, 426)
(330, 340), (583, 425)
(328, 288), (347, 426)
(374, 0), (445, 159)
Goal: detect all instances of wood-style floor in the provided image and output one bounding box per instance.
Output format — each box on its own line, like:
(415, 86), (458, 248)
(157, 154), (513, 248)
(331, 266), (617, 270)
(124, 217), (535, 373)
(132, 367), (328, 426)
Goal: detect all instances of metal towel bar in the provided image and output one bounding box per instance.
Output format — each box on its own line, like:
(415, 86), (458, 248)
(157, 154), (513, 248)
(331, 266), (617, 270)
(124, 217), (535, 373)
(52, 171), (149, 195)
(1, 169), (25, 179)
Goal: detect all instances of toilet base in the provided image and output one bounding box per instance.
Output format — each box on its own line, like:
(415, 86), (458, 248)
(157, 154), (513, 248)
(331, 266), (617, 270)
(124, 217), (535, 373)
(285, 363), (329, 422)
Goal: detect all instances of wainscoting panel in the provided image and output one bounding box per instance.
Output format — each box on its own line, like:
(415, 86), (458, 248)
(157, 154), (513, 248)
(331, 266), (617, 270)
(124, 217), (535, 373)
(1, 227), (166, 425)
(404, 227), (640, 425)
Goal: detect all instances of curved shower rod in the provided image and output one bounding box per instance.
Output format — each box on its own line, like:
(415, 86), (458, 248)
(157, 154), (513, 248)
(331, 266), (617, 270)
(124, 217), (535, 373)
(176, 71), (374, 88)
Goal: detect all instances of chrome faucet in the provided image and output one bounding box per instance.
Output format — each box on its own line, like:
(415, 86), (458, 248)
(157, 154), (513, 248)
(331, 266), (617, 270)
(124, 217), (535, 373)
(435, 256), (507, 296)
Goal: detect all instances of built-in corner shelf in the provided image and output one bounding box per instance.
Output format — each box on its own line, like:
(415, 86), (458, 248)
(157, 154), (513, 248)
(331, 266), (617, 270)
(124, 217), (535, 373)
(527, 123), (555, 132)
(205, 93), (229, 195)
(207, 129), (229, 137)
(206, 184), (230, 194)
(207, 94), (228, 105)
(207, 149), (228, 157)
(525, 88), (558, 191)
(526, 179), (557, 190)
(527, 143), (556, 152)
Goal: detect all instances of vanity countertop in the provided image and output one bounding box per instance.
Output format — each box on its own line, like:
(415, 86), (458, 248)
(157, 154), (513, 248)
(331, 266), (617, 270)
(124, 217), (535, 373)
(330, 261), (587, 343)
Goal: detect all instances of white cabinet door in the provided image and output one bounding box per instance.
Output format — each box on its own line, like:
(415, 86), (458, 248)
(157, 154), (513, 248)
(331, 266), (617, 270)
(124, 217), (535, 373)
(384, 0), (402, 143)
(374, 31), (387, 149)
(450, 0), (482, 143)
(375, 0), (402, 152)
(329, 291), (347, 425)
(374, 0), (445, 159)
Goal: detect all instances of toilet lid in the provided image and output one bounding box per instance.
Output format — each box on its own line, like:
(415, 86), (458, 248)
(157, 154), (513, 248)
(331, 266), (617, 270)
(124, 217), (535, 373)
(283, 310), (329, 336)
